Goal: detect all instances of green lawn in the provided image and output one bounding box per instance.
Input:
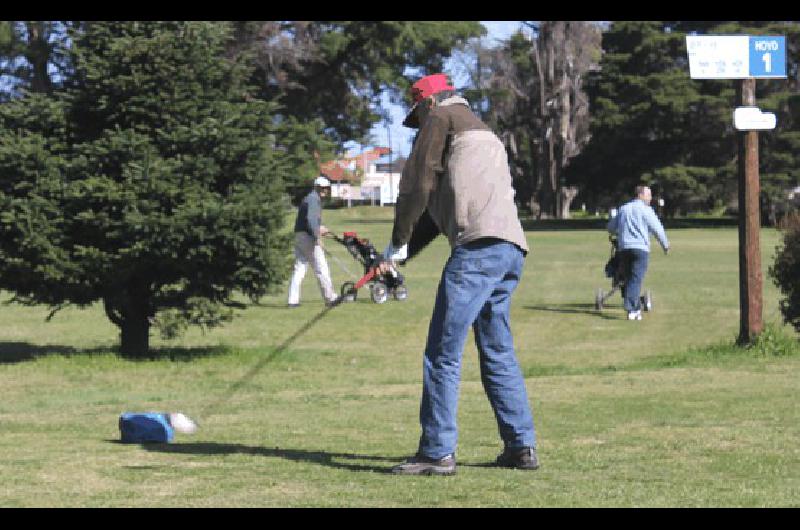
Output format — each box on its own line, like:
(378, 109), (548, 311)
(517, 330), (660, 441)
(1, 207), (798, 507)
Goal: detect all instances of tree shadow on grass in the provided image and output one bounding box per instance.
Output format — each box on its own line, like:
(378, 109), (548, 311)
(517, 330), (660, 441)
(118, 346), (234, 362)
(0, 342), (233, 364)
(110, 440), (403, 473)
(0, 342), (83, 364)
(524, 303), (623, 320)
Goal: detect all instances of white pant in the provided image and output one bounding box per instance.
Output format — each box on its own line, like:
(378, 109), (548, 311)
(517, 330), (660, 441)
(287, 232), (336, 304)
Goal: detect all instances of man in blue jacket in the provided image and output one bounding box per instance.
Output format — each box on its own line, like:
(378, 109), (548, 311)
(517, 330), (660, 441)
(607, 185), (670, 321)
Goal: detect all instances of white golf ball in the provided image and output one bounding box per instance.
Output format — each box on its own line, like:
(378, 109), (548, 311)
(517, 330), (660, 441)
(168, 412), (197, 434)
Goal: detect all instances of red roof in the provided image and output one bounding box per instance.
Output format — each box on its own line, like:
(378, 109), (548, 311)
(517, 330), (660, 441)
(319, 147), (392, 182)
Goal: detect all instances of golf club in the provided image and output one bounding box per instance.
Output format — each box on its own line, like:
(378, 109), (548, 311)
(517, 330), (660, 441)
(195, 276), (363, 426)
(119, 277), (362, 442)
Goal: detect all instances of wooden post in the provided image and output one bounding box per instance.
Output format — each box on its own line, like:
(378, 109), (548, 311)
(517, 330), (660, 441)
(736, 78), (763, 344)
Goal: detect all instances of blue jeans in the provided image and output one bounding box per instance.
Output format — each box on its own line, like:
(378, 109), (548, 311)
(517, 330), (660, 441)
(620, 249), (649, 312)
(417, 239), (537, 459)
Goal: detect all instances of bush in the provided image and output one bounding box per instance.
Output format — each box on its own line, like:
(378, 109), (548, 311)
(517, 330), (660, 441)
(745, 323), (800, 356)
(770, 212), (800, 333)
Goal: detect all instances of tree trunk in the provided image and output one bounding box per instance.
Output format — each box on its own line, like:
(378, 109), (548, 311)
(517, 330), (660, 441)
(546, 25), (559, 218)
(103, 286), (153, 357)
(533, 22), (560, 220)
(25, 22), (52, 94)
(560, 186), (579, 218)
(547, 125), (558, 217)
(531, 37), (547, 219)
(536, 126), (558, 219)
(120, 315), (151, 357)
(556, 50), (571, 219)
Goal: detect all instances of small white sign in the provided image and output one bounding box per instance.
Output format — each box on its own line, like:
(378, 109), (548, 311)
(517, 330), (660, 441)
(733, 106), (776, 130)
(687, 35), (749, 79)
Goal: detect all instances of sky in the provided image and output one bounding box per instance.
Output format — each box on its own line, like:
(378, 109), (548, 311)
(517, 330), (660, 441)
(345, 21), (525, 160)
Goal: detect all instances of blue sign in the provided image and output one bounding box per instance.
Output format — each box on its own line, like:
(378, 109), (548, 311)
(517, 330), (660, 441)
(749, 36), (786, 78)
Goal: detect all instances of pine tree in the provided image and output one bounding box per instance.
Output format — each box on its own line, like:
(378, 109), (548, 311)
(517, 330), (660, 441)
(0, 21), (307, 355)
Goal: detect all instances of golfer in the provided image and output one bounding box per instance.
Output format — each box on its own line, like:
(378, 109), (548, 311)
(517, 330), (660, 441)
(378, 73), (538, 475)
(607, 185), (670, 321)
(287, 176), (337, 307)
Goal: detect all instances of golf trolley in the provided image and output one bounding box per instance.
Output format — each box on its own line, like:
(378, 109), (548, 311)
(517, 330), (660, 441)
(595, 235), (652, 312)
(328, 231), (408, 304)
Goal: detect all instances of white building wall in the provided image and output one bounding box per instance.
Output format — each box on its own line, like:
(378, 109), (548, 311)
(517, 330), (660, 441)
(331, 163), (401, 205)
(362, 163), (400, 205)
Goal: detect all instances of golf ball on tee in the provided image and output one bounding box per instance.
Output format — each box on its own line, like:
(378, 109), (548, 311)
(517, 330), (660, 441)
(168, 412), (197, 434)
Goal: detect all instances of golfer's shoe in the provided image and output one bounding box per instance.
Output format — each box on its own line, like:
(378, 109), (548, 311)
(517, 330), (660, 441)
(627, 310), (642, 321)
(495, 446), (540, 470)
(287, 303), (300, 308)
(391, 453), (456, 476)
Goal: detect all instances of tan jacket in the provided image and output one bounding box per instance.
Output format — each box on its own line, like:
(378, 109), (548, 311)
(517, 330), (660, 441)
(392, 96), (528, 253)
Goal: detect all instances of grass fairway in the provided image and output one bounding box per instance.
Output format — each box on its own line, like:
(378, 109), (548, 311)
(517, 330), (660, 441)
(1, 206), (798, 507)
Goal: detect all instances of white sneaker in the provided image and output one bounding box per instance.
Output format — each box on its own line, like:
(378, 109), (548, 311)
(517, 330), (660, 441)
(627, 310), (642, 321)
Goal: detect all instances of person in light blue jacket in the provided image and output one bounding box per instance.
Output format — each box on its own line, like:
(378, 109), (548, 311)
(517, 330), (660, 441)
(607, 185), (670, 320)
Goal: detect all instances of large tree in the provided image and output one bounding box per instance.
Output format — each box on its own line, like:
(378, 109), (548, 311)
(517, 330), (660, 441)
(227, 21), (486, 146)
(565, 21), (800, 218)
(0, 21), (308, 355)
(459, 23), (601, 218)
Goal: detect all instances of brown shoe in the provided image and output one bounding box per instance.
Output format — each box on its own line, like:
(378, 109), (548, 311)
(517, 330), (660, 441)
(496, 446), (539, 470)
(391, 453), (456, 476)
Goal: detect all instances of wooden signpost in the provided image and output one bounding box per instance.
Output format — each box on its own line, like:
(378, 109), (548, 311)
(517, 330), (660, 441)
(686, 35), (786, 343)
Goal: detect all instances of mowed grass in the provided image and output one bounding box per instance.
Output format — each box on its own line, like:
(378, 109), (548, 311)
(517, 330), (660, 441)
(1, 206), (798, 507)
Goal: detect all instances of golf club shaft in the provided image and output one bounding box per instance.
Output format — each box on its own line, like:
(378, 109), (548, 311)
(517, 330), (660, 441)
(197, 266), (372, 423)
(199, 297), (346, 422)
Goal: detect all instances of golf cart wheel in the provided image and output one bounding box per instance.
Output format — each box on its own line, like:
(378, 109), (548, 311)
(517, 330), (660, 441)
(370, 283), (389, 304)
(393, 285), (409, 301)
(340, 281), (357, 302)
(595, 288), (604, 310)
(642, 290), (653, 312)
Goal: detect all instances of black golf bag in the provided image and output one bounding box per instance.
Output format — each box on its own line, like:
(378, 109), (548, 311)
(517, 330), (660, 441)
(595, 235), (652, 312)
(333, 231), (408, 304)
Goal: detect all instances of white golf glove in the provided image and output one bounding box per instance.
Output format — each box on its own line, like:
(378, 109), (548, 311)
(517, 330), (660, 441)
(382, 242), (408, 263)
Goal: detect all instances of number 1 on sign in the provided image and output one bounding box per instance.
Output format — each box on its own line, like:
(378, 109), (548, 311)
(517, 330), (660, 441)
(763, 53), (772, 73)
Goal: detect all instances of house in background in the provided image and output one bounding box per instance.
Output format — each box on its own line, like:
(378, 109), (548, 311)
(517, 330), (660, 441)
(363, 156), (405, 206)
(319, 147), (405, 206)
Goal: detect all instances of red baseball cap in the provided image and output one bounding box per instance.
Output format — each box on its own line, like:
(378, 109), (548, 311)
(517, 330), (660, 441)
(410, 73), (455, 103)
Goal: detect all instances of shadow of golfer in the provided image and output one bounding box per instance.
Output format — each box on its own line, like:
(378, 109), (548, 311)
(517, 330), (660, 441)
(524, 303), (622, 320)
(108, 440), (511, 471)
(127, 441), (403, 473)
